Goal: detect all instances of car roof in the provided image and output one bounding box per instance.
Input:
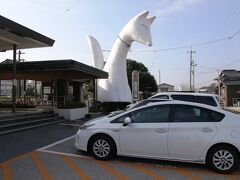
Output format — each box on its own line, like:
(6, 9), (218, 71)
(128, 99), (170, 110)
(150, 92), (218, 98)
(131, 100), (224, 113)
(111, 100), (233, 120)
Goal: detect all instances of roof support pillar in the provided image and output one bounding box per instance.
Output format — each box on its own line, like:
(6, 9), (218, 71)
(12, 44), (17, 113)
(0, 80), (1, 99)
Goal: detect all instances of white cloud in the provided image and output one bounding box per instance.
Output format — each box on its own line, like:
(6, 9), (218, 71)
(154, 0), (202, 16)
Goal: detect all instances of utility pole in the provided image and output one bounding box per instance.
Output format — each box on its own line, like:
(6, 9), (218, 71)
(158, 69), (161, 85)
(12, 44), (17, 113)
(16, 50), (25, 99)
(17, 50), (25, 62)
(187, 47), (196, 91)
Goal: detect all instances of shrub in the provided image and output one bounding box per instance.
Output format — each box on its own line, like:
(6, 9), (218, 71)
(58, 102), (86, 109)
(0, 104), (35, 108)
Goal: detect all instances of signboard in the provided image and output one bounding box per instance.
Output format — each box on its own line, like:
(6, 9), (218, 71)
(132, 70), (139, 101)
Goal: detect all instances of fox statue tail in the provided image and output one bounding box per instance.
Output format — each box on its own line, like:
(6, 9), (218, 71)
(86, 35), (104, 70)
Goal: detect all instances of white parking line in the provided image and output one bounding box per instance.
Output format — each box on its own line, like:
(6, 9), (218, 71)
(37, 135), (75, 151)
(37, 149), (91, 159)
(36, 135), (91, 159)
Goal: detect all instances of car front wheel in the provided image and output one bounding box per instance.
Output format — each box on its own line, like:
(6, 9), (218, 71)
(207, 145), (239, 174)
(90, 135), (116, 160)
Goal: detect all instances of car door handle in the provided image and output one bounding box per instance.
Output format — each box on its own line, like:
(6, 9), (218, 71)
(155, 129), (167, 133)
(201, 127), (213, 133)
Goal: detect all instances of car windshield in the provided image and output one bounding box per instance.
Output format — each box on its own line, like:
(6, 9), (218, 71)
(108, 99), (170, 118)
(107, 110), (126, 117)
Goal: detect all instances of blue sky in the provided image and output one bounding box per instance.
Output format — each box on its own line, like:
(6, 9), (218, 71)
(1, 0), (240, 89)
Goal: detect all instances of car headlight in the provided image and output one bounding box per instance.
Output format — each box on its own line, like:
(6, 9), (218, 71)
(79, 124), (95, 130)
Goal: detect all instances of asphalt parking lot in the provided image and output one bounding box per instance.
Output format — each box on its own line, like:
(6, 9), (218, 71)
(0, 135), (240, 180)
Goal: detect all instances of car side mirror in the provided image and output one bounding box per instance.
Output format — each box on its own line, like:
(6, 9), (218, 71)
(123, 117), (132, 126)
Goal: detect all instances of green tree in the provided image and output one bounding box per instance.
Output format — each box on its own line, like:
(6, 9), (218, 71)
(127, 59), (157, 98)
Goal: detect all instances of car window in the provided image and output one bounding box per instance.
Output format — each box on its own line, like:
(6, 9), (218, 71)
(171, 95), (194, 102)
(111, 114), (128, 123)
(173, 105), (210, 122)
(210, 110), (225, 122)
(151, 95), (169, 99)
(194, 96), (217, 107)
(130, 105), (170, 123)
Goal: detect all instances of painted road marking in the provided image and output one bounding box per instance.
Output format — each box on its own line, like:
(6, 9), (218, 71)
(153, 165), (202, 180)
(37, 136), (240, 179)
(144, 163), (202, 180)
(169, 167), (201, 180)
(1, 163), (12, 180)
(2, 134), (239, 180)
(0, 150), (239, 180)
(37, 149), (90, 159)
(145, 162), (240, 180)
(115, 161), (165, 180)
(95, 160), (128, 180)
(131, 164), (165, 180)
(61, 155), (90, 180)
(0, 151), (35, 180)
(31, 152), (52, 180)
(38, 135), (75, 151)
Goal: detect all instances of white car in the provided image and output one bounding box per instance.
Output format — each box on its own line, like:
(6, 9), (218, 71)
(149, 92), (221, 108)
(75, 100), (240, 173)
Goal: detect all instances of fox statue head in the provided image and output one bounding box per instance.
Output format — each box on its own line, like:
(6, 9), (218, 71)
(119, 11), (156, 47)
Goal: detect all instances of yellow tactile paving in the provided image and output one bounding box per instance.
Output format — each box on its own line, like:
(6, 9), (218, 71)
(95, 160), (128, 180)
(31, 152), (52, 180)
(61, 155), (91, 180)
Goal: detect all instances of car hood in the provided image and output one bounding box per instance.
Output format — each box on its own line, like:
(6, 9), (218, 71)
(83, 115), (110, 125)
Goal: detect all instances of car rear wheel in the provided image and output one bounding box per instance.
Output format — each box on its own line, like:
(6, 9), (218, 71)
(207, 145), (239, 174)
(90, 135), (116, 160)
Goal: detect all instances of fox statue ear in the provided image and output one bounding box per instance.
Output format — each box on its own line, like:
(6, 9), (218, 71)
(137, 11), (149, 19)
(147, 16), (156, 25)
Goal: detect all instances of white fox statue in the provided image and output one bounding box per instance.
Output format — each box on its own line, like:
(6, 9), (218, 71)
(87, 11), (155, 102)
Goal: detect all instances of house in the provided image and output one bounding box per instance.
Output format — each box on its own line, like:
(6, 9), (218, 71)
(218, 69), (240, 107)
(199, 83), (218, 94)
(157, 83), (174, 93)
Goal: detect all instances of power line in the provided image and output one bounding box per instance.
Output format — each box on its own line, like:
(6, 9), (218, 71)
(208, 5), (240, 40)
(102, 29), (240, 53)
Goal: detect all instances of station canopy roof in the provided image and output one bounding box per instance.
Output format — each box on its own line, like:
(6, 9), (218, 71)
(0, 15), (55, 51)
(0, 59), (108, 82)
